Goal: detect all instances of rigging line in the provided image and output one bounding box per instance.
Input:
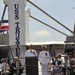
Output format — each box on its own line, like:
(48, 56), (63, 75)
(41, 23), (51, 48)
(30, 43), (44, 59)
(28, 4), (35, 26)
(30, 15), (69, 36)
(27, 0), (73, 34)
(0, 4), (7, 26)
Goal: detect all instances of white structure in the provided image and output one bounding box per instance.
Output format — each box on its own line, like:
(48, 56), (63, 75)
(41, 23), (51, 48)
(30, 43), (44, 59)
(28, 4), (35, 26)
(4, 0), (27, 45)
(25, 9), (31, 42)
(26, 41), (65, 45)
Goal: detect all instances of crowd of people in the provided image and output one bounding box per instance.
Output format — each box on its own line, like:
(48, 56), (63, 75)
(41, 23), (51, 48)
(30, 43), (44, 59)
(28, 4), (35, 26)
(25, 44), (62, 75)
(0, 57), (24, 75)
(25, 44), (75, 75)
(0, 44), (75, 75)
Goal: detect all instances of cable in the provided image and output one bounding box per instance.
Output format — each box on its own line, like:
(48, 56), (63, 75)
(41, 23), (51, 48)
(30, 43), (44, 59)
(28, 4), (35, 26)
(30, 15), (69, 36)
(0, 4), (7, 26)
(27, 0), (73, 34)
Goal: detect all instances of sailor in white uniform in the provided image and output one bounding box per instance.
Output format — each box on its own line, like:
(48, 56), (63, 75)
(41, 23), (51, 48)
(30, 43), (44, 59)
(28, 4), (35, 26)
(38, 45), (51, 75)
(25, 44), (37, 57)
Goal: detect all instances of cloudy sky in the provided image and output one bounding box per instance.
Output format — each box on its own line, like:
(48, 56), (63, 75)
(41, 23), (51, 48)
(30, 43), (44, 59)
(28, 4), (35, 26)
(0, 0), (75, 42)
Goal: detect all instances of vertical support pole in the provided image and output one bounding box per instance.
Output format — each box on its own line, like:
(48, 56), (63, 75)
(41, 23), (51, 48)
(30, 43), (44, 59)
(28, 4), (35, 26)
(25, 8), (31, 42)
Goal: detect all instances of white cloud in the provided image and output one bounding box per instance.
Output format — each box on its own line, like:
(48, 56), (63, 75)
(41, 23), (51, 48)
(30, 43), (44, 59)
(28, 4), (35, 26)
(33, 30), (51, 37)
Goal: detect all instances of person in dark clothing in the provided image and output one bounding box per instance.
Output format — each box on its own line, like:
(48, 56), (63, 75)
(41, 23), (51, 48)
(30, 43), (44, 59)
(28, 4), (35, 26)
(69, 53), (75, 75)
(52, 56), (62, 67)
(52, 56), (62, 75)
(10, 57), (24, 75)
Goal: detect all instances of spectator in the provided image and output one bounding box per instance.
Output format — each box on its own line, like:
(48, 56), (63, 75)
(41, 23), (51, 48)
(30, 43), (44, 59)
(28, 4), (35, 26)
(52, 56), (62, 68)
(1, 58), (10, 75)
(57, 54), (62, 63)
(52, 56), (62, 75)
(10, 57), (24, 75)
(69, 53), (75, 75)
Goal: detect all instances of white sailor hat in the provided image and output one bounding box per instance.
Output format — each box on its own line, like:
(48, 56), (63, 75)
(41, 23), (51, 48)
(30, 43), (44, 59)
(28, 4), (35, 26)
(1, 58), (6, 62)
(41, 45), (47, 49)
(14, 56), (19, 59)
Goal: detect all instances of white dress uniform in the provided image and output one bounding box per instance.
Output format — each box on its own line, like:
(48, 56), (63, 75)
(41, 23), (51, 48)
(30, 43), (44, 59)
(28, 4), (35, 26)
(25, 49), (37, 57)
(38, 50), (51, 75)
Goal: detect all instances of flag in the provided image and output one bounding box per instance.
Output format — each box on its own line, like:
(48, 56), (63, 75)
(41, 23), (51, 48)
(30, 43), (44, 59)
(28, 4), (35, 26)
(0, 20), (9, 32)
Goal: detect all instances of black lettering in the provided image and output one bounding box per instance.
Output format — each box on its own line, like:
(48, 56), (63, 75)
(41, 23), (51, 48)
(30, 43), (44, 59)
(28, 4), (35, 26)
(14, 4), (19, 20)
(15, 22), (20, 25)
